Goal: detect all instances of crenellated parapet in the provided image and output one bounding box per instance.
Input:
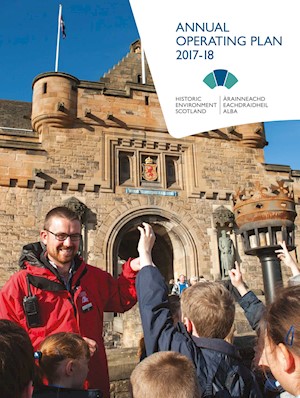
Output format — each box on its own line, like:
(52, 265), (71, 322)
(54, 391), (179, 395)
(193, 122), (267, 148)
(32, 72), (79, 133)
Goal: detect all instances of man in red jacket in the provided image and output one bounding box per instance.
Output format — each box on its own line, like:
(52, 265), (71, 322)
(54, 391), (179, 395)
(0, 206), (140, 398)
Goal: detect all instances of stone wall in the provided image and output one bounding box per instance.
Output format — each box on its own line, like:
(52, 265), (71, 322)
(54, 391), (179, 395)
(1, 172), (300, 291)
(108, 348), (138, 398)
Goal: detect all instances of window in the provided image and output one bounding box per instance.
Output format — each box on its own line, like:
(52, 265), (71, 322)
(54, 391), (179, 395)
(166, 156), (179, 188)
(119, 152), (132, 185)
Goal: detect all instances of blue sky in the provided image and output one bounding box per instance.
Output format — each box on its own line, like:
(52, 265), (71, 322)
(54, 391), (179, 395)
(1, 1), (299, 170)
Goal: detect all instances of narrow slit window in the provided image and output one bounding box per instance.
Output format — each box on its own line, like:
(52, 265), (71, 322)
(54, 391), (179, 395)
(119, 152), (132, 184)
(166, 156), (178, 188)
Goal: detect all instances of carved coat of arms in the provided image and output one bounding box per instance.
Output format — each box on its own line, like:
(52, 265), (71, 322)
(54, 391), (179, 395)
(142, 157), (158, 182)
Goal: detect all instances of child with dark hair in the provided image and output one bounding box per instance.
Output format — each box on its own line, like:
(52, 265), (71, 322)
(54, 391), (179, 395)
(228, 241), (300, 398)
(258, 284), (300, 397)
(0, 319), (35, 398)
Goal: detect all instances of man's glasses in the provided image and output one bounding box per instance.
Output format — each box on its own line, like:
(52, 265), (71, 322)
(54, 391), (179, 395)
(45, 229), (81, 242)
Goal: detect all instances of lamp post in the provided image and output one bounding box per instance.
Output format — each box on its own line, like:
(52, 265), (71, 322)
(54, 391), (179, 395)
(233, 181), (297, 304)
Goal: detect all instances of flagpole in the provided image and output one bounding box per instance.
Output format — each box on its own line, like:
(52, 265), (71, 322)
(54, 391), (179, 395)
(141, 41), (146, 84)
(55, 4), (62, 72)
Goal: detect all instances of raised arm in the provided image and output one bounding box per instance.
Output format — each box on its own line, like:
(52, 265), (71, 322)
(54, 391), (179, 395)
(228, 262), (248, 297)
(229, 262), (264, 332)
(129, 223), (156, 272)
(137, 223), (156, 268)
(275, 241), (300, 277)
(136, 224), (195, 358)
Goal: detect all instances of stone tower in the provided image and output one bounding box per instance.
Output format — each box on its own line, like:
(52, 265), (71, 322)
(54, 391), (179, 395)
(32, 72), (79, 132)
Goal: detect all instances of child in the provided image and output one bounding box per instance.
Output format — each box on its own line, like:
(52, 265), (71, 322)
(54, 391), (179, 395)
(33, 332), (101, 397)
(0, 319), (35, 398)
(136, 222), (262, 397)
(229, 255), (299, 398)
(258, 284), (300, 397)
(229, 240), (300, 333)
(229, 262), (265, 332)
(130, 351), (201, 398)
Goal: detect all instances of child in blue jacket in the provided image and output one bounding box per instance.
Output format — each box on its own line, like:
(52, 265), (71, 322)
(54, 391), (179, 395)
(136, 222), (262, 398)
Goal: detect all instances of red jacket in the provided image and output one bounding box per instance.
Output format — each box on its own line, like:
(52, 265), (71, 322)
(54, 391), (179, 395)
(0, 243), (137, 398)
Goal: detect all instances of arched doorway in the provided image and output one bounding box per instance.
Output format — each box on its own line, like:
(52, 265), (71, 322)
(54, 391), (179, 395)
(117, 218), (174, 282)
(105, 207), (200, 285)
(103, 207), (200, 347)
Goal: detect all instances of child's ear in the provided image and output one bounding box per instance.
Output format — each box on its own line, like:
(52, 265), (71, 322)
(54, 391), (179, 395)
(183, 317), (193, 333)
(65, 359), (74, 376)
(278, 343), (295, 373)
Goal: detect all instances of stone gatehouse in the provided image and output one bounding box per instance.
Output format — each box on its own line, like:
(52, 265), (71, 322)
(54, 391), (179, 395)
(1, 40), (300, 356)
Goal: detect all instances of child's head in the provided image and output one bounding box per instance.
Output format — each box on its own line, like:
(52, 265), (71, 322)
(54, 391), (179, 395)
(181, 281), (235, 339)
(0, 320), (35, 398)
(130, 351), (201, 398)
(258, 284), (300, 396)
(264, 284), (300, 352)
(37, 332), (90, 389)
(189, 276), (198, 285)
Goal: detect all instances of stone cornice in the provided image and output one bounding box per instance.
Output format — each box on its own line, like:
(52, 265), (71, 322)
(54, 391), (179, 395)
(0, 140), (45, 152)
(32, 71), (80, 88)
(33, 72), (156, 98)
(263, 163), (292, 173)
(1, 177), (299, 204)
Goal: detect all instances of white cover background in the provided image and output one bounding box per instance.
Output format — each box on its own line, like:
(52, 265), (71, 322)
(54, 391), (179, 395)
(129, 0), (300, 138)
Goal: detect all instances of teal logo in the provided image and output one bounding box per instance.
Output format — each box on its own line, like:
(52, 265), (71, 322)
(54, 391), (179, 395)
(203, 69), (238, 89)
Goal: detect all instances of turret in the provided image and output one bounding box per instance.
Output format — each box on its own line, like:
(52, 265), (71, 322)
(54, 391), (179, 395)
(31, 72), (79, 133)
(235, 122), (267, 148)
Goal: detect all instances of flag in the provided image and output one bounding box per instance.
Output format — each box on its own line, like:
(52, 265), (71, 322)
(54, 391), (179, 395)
(60, 16), (66, 39)
(55, 4), (65, 71)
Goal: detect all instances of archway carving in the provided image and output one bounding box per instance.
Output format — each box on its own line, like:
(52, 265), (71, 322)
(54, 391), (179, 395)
(104, 207), (201, 280)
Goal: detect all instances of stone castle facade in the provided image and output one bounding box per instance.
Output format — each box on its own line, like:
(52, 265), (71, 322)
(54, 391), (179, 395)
(1, 40), (300, 348)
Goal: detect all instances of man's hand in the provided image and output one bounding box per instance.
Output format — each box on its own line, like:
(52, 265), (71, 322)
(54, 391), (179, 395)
(135, 222), (156, 269)
(275, 241), (300, 276)
(228, 262), (248, 297)
(83, 337), (98, 357)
